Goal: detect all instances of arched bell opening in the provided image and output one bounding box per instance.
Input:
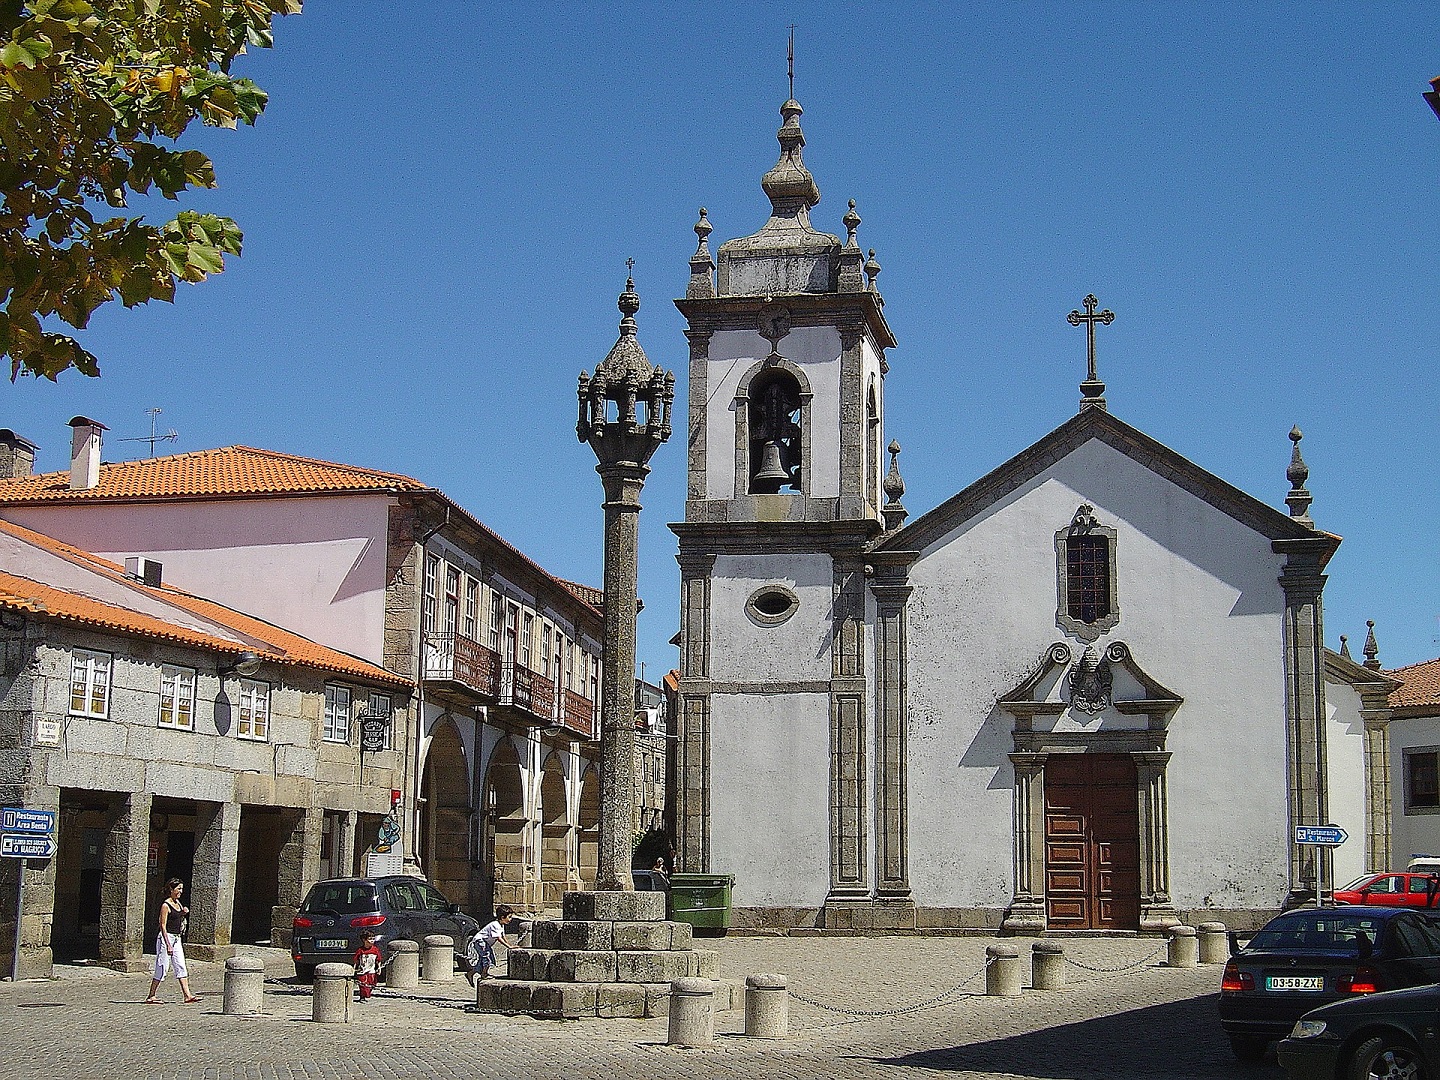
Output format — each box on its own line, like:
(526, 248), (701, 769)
(748, 369), (803, 493)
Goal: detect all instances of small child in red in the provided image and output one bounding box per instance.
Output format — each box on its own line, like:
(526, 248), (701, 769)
(353, 929), (383, 1001)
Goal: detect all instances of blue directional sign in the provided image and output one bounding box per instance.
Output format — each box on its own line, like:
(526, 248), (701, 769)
(0, 835), (55, 859)
(1295, 824), (1349, 846)
(1, 807), (55, 836)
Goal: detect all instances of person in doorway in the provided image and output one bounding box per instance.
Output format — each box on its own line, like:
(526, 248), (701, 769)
(144, 878), (200, 1004)
(352, 929), (383, 1001)
(466, 905), (525, 986)
(650, 857), (670, 889)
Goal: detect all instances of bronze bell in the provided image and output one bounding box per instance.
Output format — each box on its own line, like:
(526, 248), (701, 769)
(754, 440), (789, 490)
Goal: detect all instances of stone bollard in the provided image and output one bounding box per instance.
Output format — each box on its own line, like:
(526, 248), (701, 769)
(312, 963), (353, 1024)
(744, 973), (789, 1038)
(1167, 925), (1198, 969)
(222, 955), (265, 1015)
(985, 943), (1023, 998)
(1031, 941), (1066, 991)
(422, 934), (454, 983)
(386, 939), (420, 989)
(668, 978), (716, 1047)
(1197, 922), (1229, 965)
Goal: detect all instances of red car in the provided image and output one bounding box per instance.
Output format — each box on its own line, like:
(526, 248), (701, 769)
(1333, 872), (1440, 907)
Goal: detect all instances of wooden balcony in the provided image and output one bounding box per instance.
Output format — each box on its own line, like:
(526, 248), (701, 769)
(423, 633), (499, 703)
(559, 688), (596, 740)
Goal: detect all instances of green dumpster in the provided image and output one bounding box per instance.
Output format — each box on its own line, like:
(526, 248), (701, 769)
(669, 873), (734, 934)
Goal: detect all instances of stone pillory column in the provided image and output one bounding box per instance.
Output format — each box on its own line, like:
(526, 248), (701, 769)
(577, 270), (675, 892)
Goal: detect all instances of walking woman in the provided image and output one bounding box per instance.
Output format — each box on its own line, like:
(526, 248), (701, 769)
(144, 878), (200, 1004)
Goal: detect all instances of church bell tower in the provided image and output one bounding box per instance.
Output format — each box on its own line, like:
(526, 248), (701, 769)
(670, 92), (910, 927)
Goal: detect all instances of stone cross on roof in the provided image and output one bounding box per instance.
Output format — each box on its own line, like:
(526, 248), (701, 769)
(1068, 294), (1115, 411)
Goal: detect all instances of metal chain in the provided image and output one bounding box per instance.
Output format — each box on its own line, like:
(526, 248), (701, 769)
(787, 960), (989, 1020)
(1061, 943), (1168, 974)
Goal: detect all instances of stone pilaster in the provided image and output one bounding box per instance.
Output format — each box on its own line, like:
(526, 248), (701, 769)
(837, 323), (866, 516)
(340, 809), (359, 879)
(1003, 753), (1048, 933)
(1275, 540), (1330, 902)
(1134, 751), (1179, 930)
(188, 799), (241, 961)
(685, 326), (713, 511)
(273, 806), (322, 949)
(1364, 719), (1391, 873)
(674, 553), (714, 874)
(870, 571), (912, 908)
(101, 790), (151, 971)
(826, 561), (868, 904)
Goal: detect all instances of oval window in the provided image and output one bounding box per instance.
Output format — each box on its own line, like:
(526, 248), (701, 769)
(746, 585), (798, 626)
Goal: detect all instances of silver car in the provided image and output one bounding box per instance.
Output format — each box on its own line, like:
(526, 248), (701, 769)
(290, 876), (479, 979)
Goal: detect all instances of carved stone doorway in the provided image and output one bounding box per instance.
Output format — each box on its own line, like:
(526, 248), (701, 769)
(1044, 753), (1140, 930)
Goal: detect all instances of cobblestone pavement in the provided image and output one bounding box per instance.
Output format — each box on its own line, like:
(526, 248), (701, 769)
(0, 934), (1277, 1080)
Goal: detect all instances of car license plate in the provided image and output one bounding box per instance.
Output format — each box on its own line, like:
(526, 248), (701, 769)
(1267, 975), (1324, 991)
(317, 938), (347, 950)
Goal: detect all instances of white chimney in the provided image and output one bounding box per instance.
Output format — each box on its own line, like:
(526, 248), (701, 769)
(67, 416), (106, 491)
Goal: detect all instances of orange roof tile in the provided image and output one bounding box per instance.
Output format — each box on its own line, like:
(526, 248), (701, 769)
(0, 520), (409, 688)
(0, 445), (427, 502)
(557, 578), (605, 611)
(1388, 658), (1440, 710)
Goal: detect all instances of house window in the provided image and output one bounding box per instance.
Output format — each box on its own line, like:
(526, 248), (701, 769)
(489, 592), (503, 651)
(158, 665), (196, 730)
(422, 553), (440, 636)
(237, 679), (270, 741)
(1406, 749), (1440, 813)
(590, 655), (600, 703)
(522, 612), (534, 670)
(541, 624), (553, 679)
(324, 684), (352, 743)
(444, 566), (460, 637)
(1055, 503), (1119, 642)
(367, 692), (393, 751)
(69, 649), (111, 718)
(463, 577), (478, 640)
(562, 636), (573, 691)
(747, 369), (803, 494)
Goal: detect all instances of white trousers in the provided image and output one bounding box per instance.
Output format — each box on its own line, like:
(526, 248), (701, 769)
(153, 936), (188, 981)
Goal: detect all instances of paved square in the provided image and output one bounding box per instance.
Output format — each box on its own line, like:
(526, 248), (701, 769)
(0, 935), (1272, 1080)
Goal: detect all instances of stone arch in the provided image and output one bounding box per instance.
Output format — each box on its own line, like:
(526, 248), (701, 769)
(483, 737), (529, 911)
(538, 752), (572, 906)
(576, 762), (600, 889)
(734, 356), (813, 497)
(419, 716), (472, 910)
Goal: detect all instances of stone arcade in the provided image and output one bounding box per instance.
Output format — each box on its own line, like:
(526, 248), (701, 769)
(669, 94), (1372, 933)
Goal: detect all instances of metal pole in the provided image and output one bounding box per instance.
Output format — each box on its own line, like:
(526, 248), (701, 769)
(11, 857), (25, 982)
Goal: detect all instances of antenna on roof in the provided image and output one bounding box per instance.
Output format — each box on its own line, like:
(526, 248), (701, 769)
(116, 407), (178, 458)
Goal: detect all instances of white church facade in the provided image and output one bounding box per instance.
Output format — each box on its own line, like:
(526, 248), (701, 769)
(667, 95), (1383, 933)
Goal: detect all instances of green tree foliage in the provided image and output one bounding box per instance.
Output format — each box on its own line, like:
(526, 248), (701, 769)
(0, 0), (301, 380)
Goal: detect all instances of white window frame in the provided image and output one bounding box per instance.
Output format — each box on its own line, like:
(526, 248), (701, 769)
(324, 684), (352, 743)
(158, 665), (197, 731)
(237, 679), (270, 741)
(367, 691), (394, 751)
(522, 612), (534, 670)
(422, 552), (440, 637)
(444, 566), (460, 637)
(463, 576), (478, 641)
(69, 648), (112, 719)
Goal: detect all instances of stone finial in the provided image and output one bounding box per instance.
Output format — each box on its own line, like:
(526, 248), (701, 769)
(1363, 620), (1380, 670)
(864, 248), (882, 296)
(1339, 634), (1351, 660)
(882, 439), (907, 531)
(838, 199), (865, 292)
(761, 98), (821, 218)
(687, 207), (716, 299)
(1285, 425), (1314, 527)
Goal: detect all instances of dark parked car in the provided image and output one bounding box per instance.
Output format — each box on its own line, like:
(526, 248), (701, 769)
(1277, 983), (1440, 1080)
(290, 876), (480, 979)
(1219, 906), (1440, 1062)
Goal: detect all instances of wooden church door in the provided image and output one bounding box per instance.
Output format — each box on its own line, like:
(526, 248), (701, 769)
(1044, 753), (1141, 930)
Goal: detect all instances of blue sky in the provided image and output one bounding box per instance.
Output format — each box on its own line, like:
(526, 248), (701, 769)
(6, 3), (1440, 674)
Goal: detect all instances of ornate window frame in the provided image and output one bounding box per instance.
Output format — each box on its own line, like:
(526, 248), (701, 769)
(1055, 503), (1119, 643)
(734, 356), (812, 498)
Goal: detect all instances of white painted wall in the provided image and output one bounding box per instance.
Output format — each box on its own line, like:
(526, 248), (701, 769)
(705, 326), (842, 501)
(709, 691), (831, 908)
(905, 438), (1290, 913)
(1323, 677), (1371, 884)
(1389, 713), (1440, 867)
(4, 495), (394, 664)
(709, 553), (834, 684)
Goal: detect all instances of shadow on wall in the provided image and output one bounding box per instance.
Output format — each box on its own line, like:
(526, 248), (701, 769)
(872, 994), (1240, 1078)
(957, 703), (1014, 792)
